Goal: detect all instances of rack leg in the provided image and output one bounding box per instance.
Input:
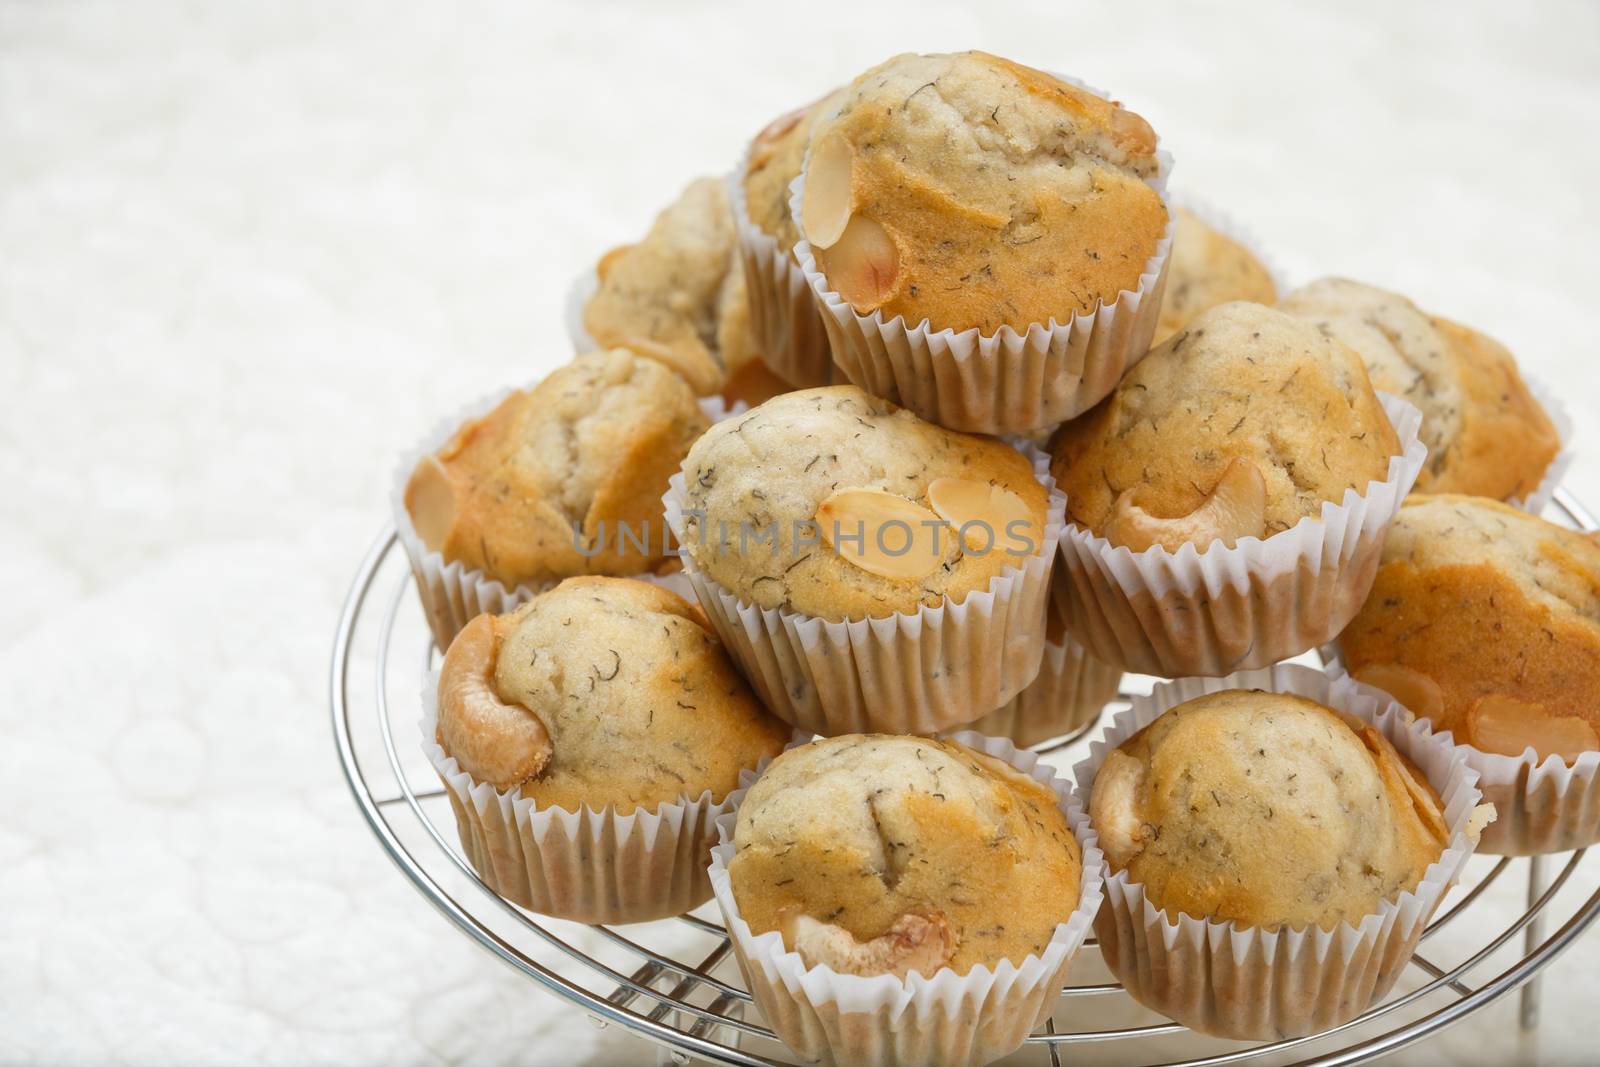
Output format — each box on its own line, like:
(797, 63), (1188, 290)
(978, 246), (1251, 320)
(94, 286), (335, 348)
(1519, 854), (1549, 1033)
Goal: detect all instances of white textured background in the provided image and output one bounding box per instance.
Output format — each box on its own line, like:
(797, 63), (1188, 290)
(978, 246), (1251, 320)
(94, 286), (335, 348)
(2, 1), (1596, 1064)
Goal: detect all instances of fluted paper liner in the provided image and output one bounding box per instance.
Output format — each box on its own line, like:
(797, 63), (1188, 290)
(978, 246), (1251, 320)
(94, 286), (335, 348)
(1454, 742), (1599, 855)
(563, 269), (601, 353)
(1073, 663), (1487, 1041)
(1507, 375), (1572, 516)
(662, 445), (1065, 735)
(420, 671), (780, 923)
(709, 731), (1105, 1067)
(789, 87), (1173, 435)
(959, 631), (1121, 748)
(394, 388), (733, 649)
(1054, 391), (1427, 677)
(728, 153), (834, 388)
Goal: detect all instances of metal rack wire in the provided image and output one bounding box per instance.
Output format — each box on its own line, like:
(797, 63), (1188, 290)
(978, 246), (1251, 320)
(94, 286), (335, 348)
(331, 486), (1600, 1066)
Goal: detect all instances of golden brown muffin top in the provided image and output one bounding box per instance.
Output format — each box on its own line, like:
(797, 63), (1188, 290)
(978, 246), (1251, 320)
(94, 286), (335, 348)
(741, 89), (848, 253)
(1153, 206), (1278, 346)
(583, 177), (753, 393)
(1091, 689), (1447, 930)
(728, 734), (1081, 975)
(1049, 301), (1400, 551)
(404, 349), (710, 588)
(435, 578), (789, 812)
(1279, 278), (1559, 501)
(798, 51), (1167, 334)
(1337, 494), (1600, 761)
(680, 385), (1049, 621)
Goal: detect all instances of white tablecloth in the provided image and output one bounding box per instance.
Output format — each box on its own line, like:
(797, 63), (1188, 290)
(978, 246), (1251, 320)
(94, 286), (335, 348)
(2, 1), (1596, 1063)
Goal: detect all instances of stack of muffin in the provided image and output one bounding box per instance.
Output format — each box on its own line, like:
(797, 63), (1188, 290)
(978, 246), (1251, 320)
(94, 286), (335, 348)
(395, 49), (1588, 1067)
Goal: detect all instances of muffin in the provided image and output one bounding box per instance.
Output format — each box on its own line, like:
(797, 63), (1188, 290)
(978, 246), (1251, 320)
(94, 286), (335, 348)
(791, 51), (1172, 433)
(960, 598), (1121, 747)
(1049, 300), (1423, 676)
(1336, 494), (1600, 853)
(399, 348), (711, 647)
(1279, 277), (1563, 504)
(1153, 204), (1278, 345)
(426, 577), (790, 921)
(1078, 665), (1487, 1040)
(581, 177), (758, 394)
(1092, 690), (1446, 930)
(731, 90), (848, 387)
(719, 357), (799, 410)
(709, 732), (1103, 1067)
(665, 385), (1062, 734)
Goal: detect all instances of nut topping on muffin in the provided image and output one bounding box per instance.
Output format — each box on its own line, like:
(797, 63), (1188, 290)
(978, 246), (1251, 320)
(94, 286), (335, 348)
(779, 908), (955, 979)
(1104, 456), (1267, 552)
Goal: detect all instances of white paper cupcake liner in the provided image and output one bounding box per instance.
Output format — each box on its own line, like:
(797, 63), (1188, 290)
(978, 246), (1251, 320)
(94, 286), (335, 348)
(957, 630), (1121, 748)
(395, 387), (733, 649)
(1507, 375), (1572, 516)
(563, 269), (601, 353)
(662, 444), (1065, 736)
(727, 154), (835, 389)
(709, 731), (1105, 1067)
(1168, 190), (1293, 298)
(1073, 663), (1487, 1041)
(789, 97), (1173, 435)
(1053, 391), (1427, 678)
(420, 671), (780, 923)
(1456, 744), (1600, 856)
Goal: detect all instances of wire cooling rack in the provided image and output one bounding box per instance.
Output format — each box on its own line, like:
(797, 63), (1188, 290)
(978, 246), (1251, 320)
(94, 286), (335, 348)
(331, 487), (1600, 1066)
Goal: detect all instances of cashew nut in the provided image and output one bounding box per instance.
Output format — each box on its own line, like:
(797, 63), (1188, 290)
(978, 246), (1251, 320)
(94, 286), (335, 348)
(1104, 456), (1267, 553)
(1088, 749), (1149, 869)
(437, 614), (554, 791)
(780, 908), (955, 978)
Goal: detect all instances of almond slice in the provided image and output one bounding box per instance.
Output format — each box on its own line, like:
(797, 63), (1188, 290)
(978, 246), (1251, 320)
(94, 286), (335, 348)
(817, 213), (900, 313)
(815, 487), (944, 581)
(801, 132), (855, 249)
(1467, 694), (1599, 762)
(1088, 749), (1148, 869)
(1360, 725), (1449, 845)
(405, 454), (460, 552)
(1104, 456), (1267, 553)
(1352, 663), (1447, 727)
(927, 477), (1035, 554)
